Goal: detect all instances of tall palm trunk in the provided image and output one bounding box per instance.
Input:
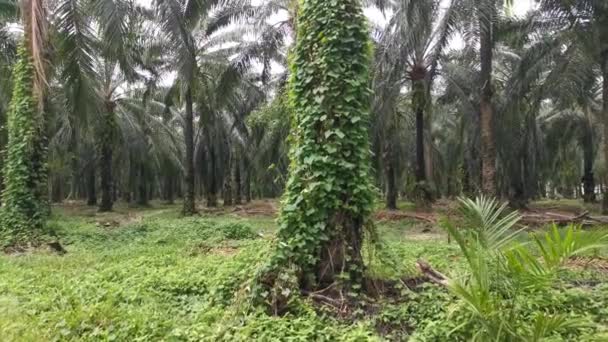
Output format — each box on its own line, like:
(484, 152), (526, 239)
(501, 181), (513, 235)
(383, 142), (397, 210)
(412, 77), (426, 183)
(206, 138), (219, 207)
(582, 119), (595, 203)
(137, 163), (148, 206)
(98, 105), (115, 212)
(233, 147), (242, 205)
(223, 148), (233, 207)
(479, 0), (497, 197)
(207, 172), (218, 207)
(183, 87), (196, 215)
(164, 170), (175, 204)
(243, 156), (252, 203)
(86, 164), (96, 206)
(0, 107), (6, 204)
(411, 71), (433, 203)
(602, 57), (608, 213)
(68, 125), (78, 199)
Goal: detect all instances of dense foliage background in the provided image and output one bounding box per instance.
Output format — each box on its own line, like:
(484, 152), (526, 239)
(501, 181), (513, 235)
(1, 0), (608, 340)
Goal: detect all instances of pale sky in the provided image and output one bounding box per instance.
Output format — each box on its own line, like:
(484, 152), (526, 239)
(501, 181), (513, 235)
(137, 0), (537, 19)
(510, 0), (537, 16)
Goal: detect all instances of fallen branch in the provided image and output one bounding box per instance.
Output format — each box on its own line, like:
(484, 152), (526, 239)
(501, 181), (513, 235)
(585, 215), (608, 224)
(302, 290), (346, 312)
(544, 211), (589, 221)
(416, 259), (448, 287)
(376, 212), (437, 223)
(519, 210), (608, 227)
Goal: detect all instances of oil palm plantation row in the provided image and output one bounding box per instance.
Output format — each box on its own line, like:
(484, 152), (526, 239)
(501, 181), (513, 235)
(0, 0), (607, 247)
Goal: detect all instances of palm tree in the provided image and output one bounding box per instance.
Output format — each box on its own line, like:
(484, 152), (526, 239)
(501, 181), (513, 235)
(438, 12), (586, 206)
(537, 0), (608, 210)
(373, 0), (459, 204)
(541, 37), (602, 202)
(153, 0), (253, 215)
(52, 0), (149, 211)
(150, 0), (199, 215)
(257, 0), (375, 301)
(0, 1), (18, 198)
(245, 93), (291, 198)
(453, 0), (515, 196)
(478, 0), (498, 196)
(0, 0), (51, 246)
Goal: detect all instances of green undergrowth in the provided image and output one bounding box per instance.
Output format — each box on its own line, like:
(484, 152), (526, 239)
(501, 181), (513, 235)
(1, 205), (608, 341)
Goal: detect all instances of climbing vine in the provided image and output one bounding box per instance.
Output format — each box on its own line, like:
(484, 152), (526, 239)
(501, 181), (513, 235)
(0, 44), (49, 247)
(255, 0), (376, 309)
(97, 102), (118, 212)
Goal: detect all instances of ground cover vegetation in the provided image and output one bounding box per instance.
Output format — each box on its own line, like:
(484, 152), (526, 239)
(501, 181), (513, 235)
(1, 0), (608, 340)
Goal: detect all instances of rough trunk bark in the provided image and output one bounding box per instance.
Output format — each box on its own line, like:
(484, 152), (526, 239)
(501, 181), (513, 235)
(424, 132), (433, 185)
(166, 175), (175, 205)
(223, 147), (233, 206)
(68, 127), (78, 200)
(183, 87), (196, 215)
(244, 158), (252, 203)
(412, 74), (433, 204)
(479, 0), (497, 197)
(413, 78), (426, 183)
(602, 55), (608, 213)
(206, 145), (218, 207)
(223, 178), (233, 207)
(582, 121), (596, 203)
(51, 175), (63, 203)
(233, 148), (242, 205)
(137, 163), (148, 206)
(384, 143), (397, 210)
(99, 107), (114, 212)
(86, 165), (96, 206)
(33, 97), (51, 217)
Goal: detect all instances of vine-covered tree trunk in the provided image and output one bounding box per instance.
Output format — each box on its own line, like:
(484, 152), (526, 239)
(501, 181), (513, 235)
(0, 45), (48, 245)
(256, 0), (375, 306)
(183, 87), (196, 215)
(479, 0), (497, 197)
(0, 106), (6, 204)
(98, 108), (114, 212)
(86, 164), (96, 206)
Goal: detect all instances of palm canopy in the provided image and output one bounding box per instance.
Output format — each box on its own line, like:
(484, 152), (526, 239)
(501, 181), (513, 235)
(0, 0), (17, 18)
(375, 0), (458, 82)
